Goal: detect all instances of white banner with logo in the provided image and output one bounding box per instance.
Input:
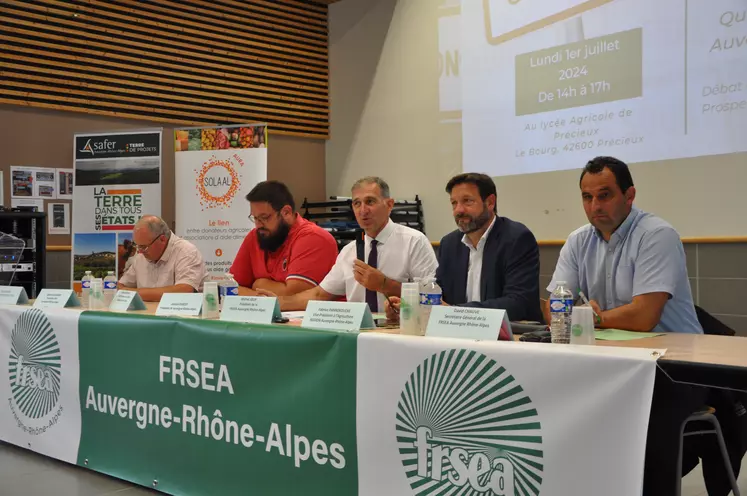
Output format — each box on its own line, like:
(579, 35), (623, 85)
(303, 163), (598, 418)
(174, 124), (267, 277)
(0, 306), (81, 463)
(356, 333), (658, 496)
(0, 305), (659, 495)
(71, 130), (162, 287)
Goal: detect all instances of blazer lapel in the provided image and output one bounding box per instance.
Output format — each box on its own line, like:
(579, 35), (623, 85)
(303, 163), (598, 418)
(454, 242), (469, 304)
(479, 217), (502, 300)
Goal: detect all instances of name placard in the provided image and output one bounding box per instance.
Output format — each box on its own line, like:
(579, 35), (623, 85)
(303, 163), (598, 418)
(33, 289), (81, 309)
(155, 293), (203, 317)
(0, 286), (29, 305)
(109, 290), (147, 312)
(426, 306), (513, 341)
(220, 296), (282, 324)
(301, 301), (374, 332)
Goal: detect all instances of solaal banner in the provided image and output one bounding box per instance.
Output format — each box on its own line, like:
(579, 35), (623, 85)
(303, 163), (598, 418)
(71, 130), (162, 287)
(174, 124), (267, 276)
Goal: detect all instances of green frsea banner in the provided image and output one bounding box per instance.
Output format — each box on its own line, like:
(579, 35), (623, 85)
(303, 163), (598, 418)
(0, 306), (660, 496)
(77, 312), (358, 495)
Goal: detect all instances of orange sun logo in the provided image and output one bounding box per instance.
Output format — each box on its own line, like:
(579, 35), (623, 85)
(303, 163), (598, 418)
(195, 156), (242, 210)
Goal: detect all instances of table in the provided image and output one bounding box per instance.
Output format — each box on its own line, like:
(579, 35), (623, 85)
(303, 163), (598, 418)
(41, 300), (747, 391)
(131, 301), (747, 388)
(606, 333), (747, 391)
(599, 333), (747, 368)
(2, 302), (744, 495)
(131, 301), (747, 359)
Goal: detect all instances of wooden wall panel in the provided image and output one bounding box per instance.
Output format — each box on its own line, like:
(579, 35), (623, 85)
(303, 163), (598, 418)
(0, 105), (328, 247)
(0, 0), (330, 138)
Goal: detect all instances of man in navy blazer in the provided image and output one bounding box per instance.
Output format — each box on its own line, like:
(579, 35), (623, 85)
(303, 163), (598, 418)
(436, 173), (543, 322)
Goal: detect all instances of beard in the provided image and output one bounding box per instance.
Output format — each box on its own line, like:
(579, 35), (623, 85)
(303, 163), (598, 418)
(257, 221), (291, 252)
(455, 207), (492, 234)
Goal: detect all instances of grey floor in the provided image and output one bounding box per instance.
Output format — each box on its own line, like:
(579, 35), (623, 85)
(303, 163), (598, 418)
(0, 440), (745, 495)
(0, 441), (157, 496)
(681, 459), (747, 496)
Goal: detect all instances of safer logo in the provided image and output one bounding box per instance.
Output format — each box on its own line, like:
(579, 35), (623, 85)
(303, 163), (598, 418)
(397, 349), (544, 495)
(80, 139), (94, 155)
(8, 309), (62, 421)
(79, 138), (116, 156)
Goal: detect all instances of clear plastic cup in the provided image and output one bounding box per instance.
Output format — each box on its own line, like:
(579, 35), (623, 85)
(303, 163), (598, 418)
(400, 282), (421, 336)
(203, 281), (220, 319)
(570, 306), (596, 346)
(89, 279), (105, 310)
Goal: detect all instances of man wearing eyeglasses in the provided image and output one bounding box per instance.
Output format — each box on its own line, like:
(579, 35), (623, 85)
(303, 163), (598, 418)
(229, 181), (338, 296)
(118, 215), (208, 302)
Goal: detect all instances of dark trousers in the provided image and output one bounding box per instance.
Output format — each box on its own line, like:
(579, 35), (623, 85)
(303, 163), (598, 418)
(643, 369), (708, 496)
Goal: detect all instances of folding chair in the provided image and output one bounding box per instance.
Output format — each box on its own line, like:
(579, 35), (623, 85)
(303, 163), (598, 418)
(676, 407), (742, 496)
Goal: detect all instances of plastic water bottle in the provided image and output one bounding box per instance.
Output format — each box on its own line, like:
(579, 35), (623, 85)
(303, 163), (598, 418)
(218, 273), (239, 309)
(81, 270), (93, 307)
(103, 271), (117, 307)
(549, 281), (574, 344)
(419, 278), (442, 334)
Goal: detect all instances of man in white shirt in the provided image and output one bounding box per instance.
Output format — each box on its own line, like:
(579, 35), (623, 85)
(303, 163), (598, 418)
(262, 177), (438, 311)
(118, 215), (208, 302)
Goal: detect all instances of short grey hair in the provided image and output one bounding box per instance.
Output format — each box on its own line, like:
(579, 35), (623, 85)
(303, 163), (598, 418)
(136, 215), (171, 238)
(351, 176), (390, 198)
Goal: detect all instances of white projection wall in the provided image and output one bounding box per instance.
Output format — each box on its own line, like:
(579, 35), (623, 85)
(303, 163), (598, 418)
(328, 0), (747, 241)
(462, 0), (747, 177)
(439, 1), (461, 120)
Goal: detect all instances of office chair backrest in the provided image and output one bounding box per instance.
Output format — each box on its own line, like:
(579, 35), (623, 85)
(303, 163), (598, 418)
(695, 305), (736, 336)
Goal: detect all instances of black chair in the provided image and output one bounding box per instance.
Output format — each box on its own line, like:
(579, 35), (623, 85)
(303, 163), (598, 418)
(695, 305), (736, 336)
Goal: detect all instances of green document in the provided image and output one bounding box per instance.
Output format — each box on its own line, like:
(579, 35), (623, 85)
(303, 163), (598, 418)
(595, 329), (666, 341)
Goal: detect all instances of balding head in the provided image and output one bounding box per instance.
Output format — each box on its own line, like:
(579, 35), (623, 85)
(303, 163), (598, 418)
(135, 215), (171, 238)
(133, 215), (171, 262)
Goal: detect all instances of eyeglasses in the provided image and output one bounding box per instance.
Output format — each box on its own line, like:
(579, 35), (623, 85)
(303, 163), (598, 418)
(136, 235), (163, 253)
(249, 212), (279, 225)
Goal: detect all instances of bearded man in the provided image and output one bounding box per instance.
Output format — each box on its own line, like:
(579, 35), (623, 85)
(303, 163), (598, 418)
(229, 181), (338, 296)
(434, 173), (543, 321)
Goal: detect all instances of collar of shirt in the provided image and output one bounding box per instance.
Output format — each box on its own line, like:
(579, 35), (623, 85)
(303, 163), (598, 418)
(153, 234), (178, 265)
(593, 206), (641, 249)
(460, 215), (497, 253)
(250, 214), (303, 252)
(364, 219), (396, 246)
(261, 215), (307, 263)
(289, 214), (303, 231)
(287, 214), (311, 242)
(268, 214), (304, 248)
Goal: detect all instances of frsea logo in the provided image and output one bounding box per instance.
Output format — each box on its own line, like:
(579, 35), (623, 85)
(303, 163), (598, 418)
(397, 349), (544, 495)
(9, 309), (62, 420)
(79, 138), (116, 156)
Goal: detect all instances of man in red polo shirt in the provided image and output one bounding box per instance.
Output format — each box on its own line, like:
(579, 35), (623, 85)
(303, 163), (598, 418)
(230, 181), (338, 296)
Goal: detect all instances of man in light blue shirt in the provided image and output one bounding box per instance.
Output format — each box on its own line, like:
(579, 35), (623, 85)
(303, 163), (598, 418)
(546, 156), (702, 334)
